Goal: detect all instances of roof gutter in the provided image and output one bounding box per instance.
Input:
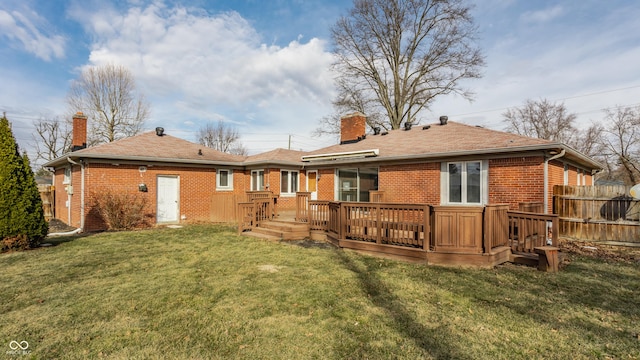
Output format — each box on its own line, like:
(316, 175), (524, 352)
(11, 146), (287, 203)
(544, 149), (566, 214)
(45, 153), (246, 168)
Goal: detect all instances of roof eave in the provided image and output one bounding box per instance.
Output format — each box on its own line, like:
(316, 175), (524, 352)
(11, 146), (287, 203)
(298, 143), (603, 169)
(44, 153), (245, 168)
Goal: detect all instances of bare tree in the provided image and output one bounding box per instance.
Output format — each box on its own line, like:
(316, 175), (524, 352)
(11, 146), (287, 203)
(503, 99), (578, 143)
(313, 80), (386, 137)
(326, 0), (484, 132)
(598, 106), (640, 184)
(503, 98), (606, 158)
(197, 121), (247, 156)
(66, 63), (150, 145)
(32, 116), (72, 163)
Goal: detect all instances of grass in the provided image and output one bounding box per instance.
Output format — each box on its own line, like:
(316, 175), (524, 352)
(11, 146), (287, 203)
(1, 224), (639, 359)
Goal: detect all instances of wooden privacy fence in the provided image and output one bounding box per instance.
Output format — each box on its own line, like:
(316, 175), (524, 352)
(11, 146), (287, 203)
(38, 184), (54, 221)
(210, 193), (243, 222)
(554, 185), (640, 245)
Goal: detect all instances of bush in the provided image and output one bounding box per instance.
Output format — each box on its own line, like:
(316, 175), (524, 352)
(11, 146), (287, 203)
(0, 115), (48, 251)
(90, 189), (151, 230)
(1, 235), (31, 252)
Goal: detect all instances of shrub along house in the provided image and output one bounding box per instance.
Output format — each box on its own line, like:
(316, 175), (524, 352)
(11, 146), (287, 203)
(46, 112), (600, 267)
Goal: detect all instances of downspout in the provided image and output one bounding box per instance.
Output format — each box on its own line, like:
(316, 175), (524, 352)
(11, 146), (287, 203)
(543, 149), (566, 214)
(67, 157), (85, 232)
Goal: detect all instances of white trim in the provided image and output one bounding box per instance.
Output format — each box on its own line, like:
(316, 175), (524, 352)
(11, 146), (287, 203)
(250, 169), (265, 191)
(216, 169), (233, 191)
(441, 160), (488, 205)
(306, 170), (318, 200)
(301, 149), (379, 162)
(63, 166), (71, 184)
(280, 169), (299, 196)
(157, 175), (180, 223)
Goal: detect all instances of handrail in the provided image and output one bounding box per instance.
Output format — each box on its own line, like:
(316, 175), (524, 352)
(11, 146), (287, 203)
(296, 192), (311, 222)
(507, 210), (558, 252)
(237, 194), (277, 234)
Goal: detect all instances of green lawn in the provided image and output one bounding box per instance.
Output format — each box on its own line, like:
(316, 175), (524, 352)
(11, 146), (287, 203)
(1, 225), (639, 359)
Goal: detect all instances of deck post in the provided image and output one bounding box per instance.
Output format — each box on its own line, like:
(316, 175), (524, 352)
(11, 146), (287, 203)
(375, 203), (382, 244)
(534, 246), (560, 272)
(423, 204), (430, 251)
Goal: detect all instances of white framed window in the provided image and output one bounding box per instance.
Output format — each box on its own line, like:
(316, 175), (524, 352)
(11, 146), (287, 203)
(441, 160), (488, 205)
(280, 170), (299, 196)
(63, 166), (71, 184)
(251, 170), (265, 191)
(216, 169), (233, 191)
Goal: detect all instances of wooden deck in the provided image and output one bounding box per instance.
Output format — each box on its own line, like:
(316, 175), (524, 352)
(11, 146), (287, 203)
(239, 192), (560, 270)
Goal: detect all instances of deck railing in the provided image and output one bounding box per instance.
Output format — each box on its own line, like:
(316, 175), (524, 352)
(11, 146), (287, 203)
(295, 193), (558, 259)
(319, 202), (430, 250)
(237, 193), (276, 233)
(296, 192), (311, 222)
(507, 210), (558, 253)
(369, 191), (385, 203)
(328, 202), (341, 238)
(246, 191), (278, 217)
(309, 201), (330, 231)
(484, 204), (510, 250)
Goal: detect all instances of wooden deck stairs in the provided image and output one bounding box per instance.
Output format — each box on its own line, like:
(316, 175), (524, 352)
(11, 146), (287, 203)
(241, 219), (310, 241)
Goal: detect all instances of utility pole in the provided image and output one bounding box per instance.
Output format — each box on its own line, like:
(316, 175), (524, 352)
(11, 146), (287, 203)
(288, 134), (291, 150)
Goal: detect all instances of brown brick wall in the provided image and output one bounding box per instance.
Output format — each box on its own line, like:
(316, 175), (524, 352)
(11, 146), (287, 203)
(378, 163), (440, 204)
(547, 160), (565, 213)
(54, 162), (250, 231)
(316, 169), (336, 201)
(488, 157), (546, 209)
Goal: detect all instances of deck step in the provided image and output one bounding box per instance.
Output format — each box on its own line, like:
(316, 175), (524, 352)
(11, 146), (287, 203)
(244, 220), (311, 241)
(241, 231), (281, 241)
(509, 252), (539, 267)
(260, 220), (309, 232)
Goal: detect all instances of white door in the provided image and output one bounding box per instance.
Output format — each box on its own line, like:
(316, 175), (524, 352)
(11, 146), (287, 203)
(157, 176), (179, 223)
(307, 170), (318, 200)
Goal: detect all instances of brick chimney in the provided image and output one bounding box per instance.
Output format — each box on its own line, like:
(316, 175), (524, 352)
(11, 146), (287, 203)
(340, 112), (366, 144)
(72, 112), (88, 151)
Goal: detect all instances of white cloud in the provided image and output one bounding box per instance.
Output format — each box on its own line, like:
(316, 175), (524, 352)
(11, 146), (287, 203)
(428, 2), (640, 132)
(68, 1), (336, 145)
(0, 8), (66, 61)
(520, 5), (564, 24)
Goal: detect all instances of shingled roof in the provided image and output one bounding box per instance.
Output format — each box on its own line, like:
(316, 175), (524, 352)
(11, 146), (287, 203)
(302, 121), (600, 169)
(45, 120), (601, 170)
(44, 131), (246, 167)
(307, 121), (552, 157)
(244, 148), (308, 166)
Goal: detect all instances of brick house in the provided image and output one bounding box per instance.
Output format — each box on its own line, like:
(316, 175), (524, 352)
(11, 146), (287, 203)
(45, 112), (601, 232)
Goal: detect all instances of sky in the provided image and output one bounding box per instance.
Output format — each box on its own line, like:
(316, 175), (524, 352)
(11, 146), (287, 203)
(1, 0), (640, 167)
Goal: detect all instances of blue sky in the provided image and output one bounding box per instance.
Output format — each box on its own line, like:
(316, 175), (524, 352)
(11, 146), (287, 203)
(2, 0), (640, 166)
